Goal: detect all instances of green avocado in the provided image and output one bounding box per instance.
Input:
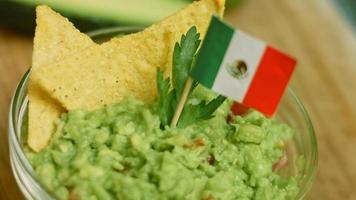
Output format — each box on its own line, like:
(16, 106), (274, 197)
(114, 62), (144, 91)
(25, 86), (299, 200)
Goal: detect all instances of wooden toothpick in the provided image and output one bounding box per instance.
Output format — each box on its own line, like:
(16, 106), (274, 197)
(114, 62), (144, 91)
(170, 77), (194, 128)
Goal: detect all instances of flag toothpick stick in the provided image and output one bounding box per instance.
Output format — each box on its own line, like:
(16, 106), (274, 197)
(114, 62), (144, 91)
(170, 77), (194, 128)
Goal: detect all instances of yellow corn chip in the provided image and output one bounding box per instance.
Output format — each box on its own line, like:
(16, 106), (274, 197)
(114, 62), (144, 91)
(32, 0), (225, 111)
(28, 5), (96, 152)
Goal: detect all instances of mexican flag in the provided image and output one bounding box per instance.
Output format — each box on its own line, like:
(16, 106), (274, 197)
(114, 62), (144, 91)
(191, 16), (297, 116)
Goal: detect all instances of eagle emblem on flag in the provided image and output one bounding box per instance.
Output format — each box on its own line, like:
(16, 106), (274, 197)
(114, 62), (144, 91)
(226, 60), (248, 80)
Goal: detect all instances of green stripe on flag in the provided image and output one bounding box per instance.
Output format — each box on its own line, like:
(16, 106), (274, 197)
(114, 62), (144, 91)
(191, 16), (234, 88)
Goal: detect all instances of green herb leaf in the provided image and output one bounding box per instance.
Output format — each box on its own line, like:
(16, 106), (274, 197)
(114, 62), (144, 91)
(177, 95), (226, 127)
(156, 68), (173, 126)
(199, 95), (227, 120)
(156, 26), (226, 128)
(172, 26), (201, 100)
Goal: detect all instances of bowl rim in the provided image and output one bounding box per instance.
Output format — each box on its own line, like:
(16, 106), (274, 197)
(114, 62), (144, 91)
(287, 88), (318, 199)
(8, 26), (318, 199)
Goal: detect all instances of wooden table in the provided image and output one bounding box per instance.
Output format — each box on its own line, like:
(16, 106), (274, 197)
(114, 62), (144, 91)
(1, 0), (355, 199)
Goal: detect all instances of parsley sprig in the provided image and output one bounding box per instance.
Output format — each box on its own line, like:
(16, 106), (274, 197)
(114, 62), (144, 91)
(157, 26), (226, 128)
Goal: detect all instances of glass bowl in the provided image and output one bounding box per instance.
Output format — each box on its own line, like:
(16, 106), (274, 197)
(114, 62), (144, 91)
(8, 27), (318, 200)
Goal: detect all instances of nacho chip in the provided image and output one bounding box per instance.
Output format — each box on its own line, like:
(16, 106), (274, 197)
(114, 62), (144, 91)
(28, 5), (96, 152)
(32, 0), (225, 111)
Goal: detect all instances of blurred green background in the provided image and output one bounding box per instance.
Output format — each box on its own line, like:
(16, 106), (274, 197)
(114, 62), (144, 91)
(0, 0), (354, 34)
(334, 0), (356, 30)
(0, 0), (241, 34)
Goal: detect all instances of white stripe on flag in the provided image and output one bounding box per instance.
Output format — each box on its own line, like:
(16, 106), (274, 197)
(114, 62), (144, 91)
(212, 30), (266, 102)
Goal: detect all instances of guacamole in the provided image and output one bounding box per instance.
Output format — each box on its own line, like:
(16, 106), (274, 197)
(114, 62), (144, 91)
(25, 87), (299, 200)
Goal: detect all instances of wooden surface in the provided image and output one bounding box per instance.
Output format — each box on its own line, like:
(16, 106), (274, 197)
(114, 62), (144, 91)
(1, 0), (356, 199)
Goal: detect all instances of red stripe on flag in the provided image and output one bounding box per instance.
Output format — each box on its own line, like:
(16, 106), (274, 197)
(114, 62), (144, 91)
(242, 47), (296, 116)
(231, 102), (249, 116)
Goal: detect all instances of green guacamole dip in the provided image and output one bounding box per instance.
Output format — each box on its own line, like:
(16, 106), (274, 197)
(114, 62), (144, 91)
(25, 87), (299, 200)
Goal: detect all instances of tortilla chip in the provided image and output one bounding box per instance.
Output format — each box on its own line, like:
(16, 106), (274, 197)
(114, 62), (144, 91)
(32, 0), (225, 111)
(28, 5), (96, 152)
